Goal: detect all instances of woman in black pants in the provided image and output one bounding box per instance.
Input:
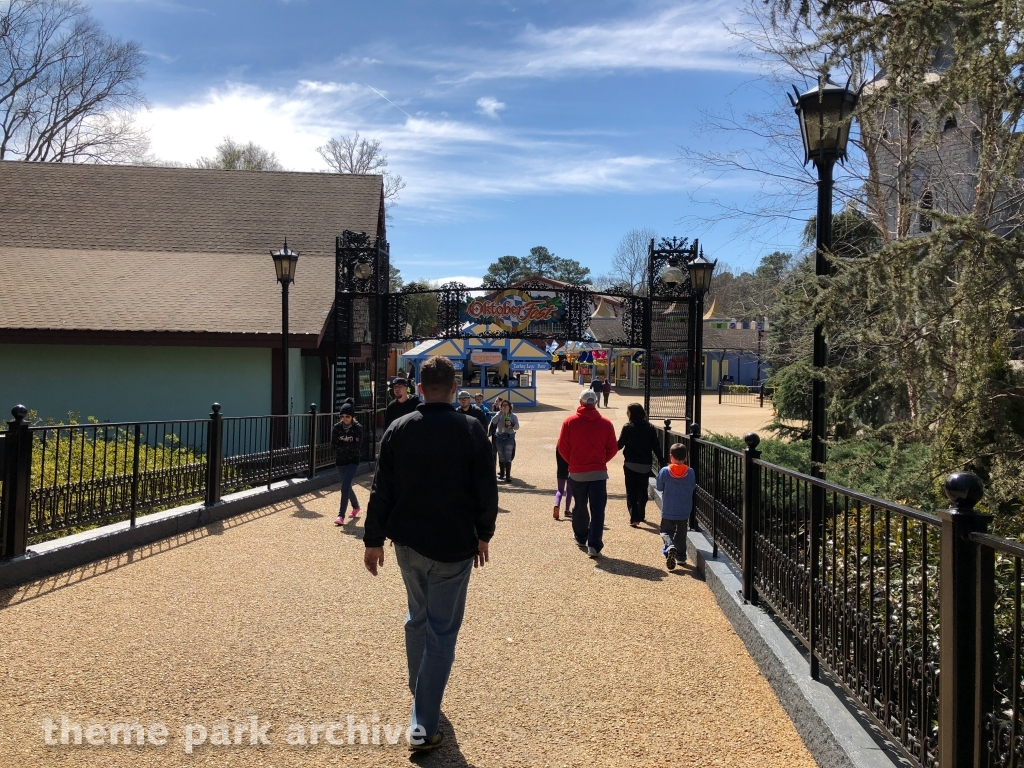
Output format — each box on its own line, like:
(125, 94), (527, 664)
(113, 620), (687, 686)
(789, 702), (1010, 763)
(617, 403), (665, 527)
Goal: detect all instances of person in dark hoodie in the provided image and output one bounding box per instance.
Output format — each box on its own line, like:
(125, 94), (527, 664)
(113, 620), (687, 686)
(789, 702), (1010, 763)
(556, 388), (619, 557)
(330, 398), (364, 525)
(363, 355), (498, 753)
(617, 403), (665, 527)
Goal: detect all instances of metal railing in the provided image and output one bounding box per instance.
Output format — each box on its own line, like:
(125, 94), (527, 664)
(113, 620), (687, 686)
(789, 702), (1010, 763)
(654, 421), (1012, 768)
(0, 403), (375, 551)
(717, 382), (772, 407)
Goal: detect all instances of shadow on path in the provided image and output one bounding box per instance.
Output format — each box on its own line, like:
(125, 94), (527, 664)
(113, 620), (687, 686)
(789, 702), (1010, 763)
(408, 713), (478, 767)
(592, 556), (668, 581)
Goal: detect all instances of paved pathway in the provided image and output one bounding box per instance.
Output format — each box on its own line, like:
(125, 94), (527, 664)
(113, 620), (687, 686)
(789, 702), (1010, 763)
(0, 373), (813, 767)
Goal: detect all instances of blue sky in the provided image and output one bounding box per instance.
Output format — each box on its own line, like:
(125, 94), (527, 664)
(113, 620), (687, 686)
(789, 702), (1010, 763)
(90, 0), (809, 284)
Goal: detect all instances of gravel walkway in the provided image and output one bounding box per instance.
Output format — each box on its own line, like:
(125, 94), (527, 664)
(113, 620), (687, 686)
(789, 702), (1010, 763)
(0, 373), (815, 767)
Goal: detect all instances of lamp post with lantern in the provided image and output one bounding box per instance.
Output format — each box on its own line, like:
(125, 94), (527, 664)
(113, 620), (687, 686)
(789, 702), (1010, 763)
(790, 73), (858, 680)
(686, 250), (715, 429)
(271, 240), (299, 417)
(789, 75), (857, 482)
(646, 237), (715, 427)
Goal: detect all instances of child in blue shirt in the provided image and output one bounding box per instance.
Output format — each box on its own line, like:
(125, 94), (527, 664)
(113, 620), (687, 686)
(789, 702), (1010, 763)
(655, 442), (696, 570)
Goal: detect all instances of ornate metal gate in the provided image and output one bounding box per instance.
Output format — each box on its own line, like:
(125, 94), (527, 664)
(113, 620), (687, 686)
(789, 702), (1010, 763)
(332, 230), (707, 444)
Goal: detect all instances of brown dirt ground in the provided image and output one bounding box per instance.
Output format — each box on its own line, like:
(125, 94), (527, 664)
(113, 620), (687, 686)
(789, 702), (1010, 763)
(0, 372), (815, 768)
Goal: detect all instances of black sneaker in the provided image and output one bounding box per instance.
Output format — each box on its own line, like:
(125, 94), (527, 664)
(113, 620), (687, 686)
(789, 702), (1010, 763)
(665, 547), (677, 570)
(574, 537), (587, 550)
(409, 731), (443, 751)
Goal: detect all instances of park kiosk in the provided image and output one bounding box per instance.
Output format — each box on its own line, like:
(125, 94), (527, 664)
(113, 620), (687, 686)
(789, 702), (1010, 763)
(398, 323), (551, 407)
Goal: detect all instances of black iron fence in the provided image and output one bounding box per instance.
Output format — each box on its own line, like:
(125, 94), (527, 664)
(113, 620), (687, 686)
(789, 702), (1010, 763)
(717, 382), (773, 407)
(0, 404), (375, 555)
(654, 421), (1011, 768)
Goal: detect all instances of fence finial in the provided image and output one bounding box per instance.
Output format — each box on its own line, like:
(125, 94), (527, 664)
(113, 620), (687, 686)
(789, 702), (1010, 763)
(211, 403), (221, 414)
(10, 405), (27, 422)
(744, 433), (760, 449)
(689, 422), (700, 437)
(944, 471), (984, 511)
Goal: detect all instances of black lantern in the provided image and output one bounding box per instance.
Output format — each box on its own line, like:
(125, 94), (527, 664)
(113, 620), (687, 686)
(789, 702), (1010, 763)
(270, 239), (298, 418)
(687, 252), (716, 295)
(271, 239), (299, 285)
(790, 76), (858, 166)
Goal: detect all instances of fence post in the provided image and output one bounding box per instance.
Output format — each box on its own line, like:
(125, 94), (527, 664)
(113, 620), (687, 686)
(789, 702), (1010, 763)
(718, 382), (723, 404)
(937, 471), (989, 768)
(759, 384), (765, 408)
(741, 432), (761, 603)
(974, 519), (995, 768)
(662, 419), (672, 466)
(308, 404), (318, 479)
(1, 405), (32, 558)
(130, 423), (141, 527)
(688, 422), (700, 532)
(205, 404), (223, 507)
(711, 446), (720, 558)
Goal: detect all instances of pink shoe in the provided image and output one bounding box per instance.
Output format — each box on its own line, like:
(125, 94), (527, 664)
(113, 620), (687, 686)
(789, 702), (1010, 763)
(349, 509), (360, 519)
(333, 516), (344, 526)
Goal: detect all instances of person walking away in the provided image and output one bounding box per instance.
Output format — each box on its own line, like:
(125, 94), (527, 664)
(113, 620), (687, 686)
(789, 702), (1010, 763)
(617, 403), (664, 527)
(331, 398), (364, 524)
(363, 356), (498, 752)
(488, 397), (504, 471)
(457, 390), (489, 430)
(601, 376), (611, 408)
(556, 389), (618, 557)
(590, 376), (601, 408)
(552, 448), (573, 520)
(490, 401), (519, 481)
(656, 443), (696, 570)
(384, 377), (420, 429)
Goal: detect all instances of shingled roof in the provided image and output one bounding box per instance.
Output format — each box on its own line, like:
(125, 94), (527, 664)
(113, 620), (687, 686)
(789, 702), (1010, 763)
(0, 162), (384, 342)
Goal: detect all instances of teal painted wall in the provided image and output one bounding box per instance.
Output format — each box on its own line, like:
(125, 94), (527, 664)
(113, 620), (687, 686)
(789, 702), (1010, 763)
(301, 355), (321, 413)
(0, 345), (274, 423)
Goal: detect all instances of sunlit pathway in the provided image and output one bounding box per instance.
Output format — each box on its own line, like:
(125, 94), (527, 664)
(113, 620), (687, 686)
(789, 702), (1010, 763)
(0, 373), (814, 767)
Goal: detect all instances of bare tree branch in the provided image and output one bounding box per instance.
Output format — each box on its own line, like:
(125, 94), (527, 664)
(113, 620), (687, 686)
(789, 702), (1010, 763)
(0, 0), (147, 163)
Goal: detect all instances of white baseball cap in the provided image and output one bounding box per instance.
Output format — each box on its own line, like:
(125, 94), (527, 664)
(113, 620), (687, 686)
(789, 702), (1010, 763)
(579, 389), (599, 405)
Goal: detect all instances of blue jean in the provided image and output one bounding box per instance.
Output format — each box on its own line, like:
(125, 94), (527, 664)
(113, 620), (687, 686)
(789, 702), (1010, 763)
(336, 463), (359, 515)
(495, 435), (515, 463)
(568, 478), (608, 551)
(395, 545), (474, 740)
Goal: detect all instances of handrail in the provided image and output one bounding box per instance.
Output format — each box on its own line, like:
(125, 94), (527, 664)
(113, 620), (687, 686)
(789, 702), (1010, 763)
(752, 456), (941, 526)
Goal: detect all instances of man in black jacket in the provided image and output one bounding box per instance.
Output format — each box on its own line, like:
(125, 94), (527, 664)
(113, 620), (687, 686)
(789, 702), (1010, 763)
(384, 377), (420, 429)
(363, 355), (498, 752)
(456, 390), (489, 430)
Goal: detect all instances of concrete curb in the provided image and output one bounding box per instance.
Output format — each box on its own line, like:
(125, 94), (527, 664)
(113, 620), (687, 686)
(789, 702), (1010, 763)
(0, 462), (374, 590)
(650, 480), (903, 768)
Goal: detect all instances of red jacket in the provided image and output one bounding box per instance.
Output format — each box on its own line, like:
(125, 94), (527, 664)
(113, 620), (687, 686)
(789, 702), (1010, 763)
(557, 405), (619, 475)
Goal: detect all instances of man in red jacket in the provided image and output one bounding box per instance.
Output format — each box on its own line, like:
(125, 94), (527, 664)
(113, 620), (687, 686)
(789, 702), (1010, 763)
(556, 388), (619, 557)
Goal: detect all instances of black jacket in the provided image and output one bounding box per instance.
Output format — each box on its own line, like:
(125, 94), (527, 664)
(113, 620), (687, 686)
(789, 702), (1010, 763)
(365, 402), (499, 562)
(457, 403), (490, 430)
(617, 420), (664, 471)
(331, 420), (363, 466)
(384, 395), (421, 428)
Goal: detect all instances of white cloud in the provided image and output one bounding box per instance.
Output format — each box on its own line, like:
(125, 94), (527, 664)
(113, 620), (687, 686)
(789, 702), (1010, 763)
(476, 97), (506, 118)
(141, 80), (692, 216)
(397, 3), (751, 82)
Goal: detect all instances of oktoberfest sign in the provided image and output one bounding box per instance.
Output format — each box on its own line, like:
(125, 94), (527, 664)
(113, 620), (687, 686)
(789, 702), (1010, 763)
(462, 290), (563, 333)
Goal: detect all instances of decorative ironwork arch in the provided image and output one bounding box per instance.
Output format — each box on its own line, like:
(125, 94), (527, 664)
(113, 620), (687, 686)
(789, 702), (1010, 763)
(333, 231), (709, 434)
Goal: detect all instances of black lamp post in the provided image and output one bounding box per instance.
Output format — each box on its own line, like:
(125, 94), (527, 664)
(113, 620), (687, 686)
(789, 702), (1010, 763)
(686, 250), (715, 429)
(271, 239), (299, 416)
(789, 75), (857, 481)
(790, 74), (857, 681)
